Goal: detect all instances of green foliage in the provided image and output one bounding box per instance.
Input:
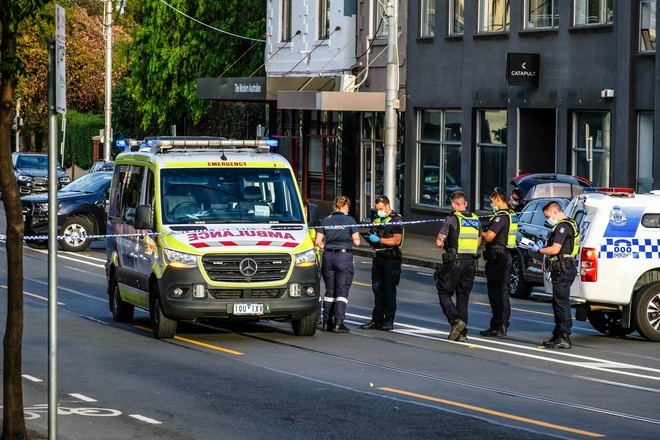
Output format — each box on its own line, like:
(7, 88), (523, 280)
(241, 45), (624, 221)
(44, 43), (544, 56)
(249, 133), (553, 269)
(125, 0), (266, 131)
(58, 111), (104, 169)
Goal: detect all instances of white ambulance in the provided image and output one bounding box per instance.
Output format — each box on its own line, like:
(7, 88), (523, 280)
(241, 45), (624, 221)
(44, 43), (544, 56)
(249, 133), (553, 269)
(105, 137), (320, 338)
(562, 188), (660, 342)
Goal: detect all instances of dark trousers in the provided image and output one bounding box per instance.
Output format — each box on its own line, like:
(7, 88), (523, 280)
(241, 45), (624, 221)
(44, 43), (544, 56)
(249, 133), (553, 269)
(551, 265), (577, 336)
(321, 251), (355, 320)
(370, 255), (402, 325)
(436, 258), (476, 335)
(484, 251), (512, 329)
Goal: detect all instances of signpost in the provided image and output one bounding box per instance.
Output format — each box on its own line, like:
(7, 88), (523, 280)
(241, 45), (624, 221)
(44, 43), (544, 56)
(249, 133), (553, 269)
(55, 4), (66, 114)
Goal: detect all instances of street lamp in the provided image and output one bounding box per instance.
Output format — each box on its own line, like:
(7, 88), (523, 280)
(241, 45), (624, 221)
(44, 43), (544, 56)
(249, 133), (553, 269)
(103, 0), (113, 161)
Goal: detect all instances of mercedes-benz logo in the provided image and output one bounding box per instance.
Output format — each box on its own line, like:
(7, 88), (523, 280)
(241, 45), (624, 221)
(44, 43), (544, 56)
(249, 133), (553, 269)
(239, 258), (258, 277)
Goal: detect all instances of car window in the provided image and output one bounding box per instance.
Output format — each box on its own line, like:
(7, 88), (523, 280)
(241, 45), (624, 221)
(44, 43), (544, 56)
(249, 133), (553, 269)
(529, 202), (549, 227)
(517, 201), (537, 224)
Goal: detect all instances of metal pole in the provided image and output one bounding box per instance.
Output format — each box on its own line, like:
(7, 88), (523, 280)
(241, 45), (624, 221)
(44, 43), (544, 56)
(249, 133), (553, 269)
(47, 39), (59, 440)
(383, 0), (399, 207)
(104, 0), (113, 160)
(15, 99), (21, 152)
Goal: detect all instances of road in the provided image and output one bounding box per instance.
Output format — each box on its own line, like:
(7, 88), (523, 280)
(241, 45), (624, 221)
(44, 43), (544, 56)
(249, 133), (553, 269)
(0, 208), (659, 439)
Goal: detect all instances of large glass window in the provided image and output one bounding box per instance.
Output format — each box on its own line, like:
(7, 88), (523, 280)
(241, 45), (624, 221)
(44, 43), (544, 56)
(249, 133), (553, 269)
(419, 0), (435, 37)
(413, 110), (463, 208)
(449, 0), (465, 35)
(478, 0), (510, 32)
(574, 0), (613, 26)
(638, 112), (655, 193)
(572, 111), (611, 187)
(318, 0), (330, 40)
(477, 109), (508, 209)
(640, 0), (657, 52)
(376, 1), (388, 38)
(281, 0), (292, 42)
(525, 0), (559, 29)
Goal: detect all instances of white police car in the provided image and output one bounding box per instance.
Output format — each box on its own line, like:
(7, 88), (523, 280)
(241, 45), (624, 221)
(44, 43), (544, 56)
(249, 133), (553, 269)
(557, 188), (660, 341)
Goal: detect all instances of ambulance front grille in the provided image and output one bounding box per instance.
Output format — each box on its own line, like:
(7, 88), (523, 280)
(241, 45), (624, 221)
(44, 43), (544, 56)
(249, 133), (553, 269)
(201, 253), (291, 283)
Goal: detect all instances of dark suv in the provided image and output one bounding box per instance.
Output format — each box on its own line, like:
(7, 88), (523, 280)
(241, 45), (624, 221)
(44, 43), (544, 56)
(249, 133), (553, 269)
(22, 171), (111, 252)
(510, 173), (591, 205)
(12, 152), (71, 196)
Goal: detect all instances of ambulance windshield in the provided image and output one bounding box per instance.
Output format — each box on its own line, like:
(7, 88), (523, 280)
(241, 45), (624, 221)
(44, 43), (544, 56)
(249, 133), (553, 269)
(160, 168), (304, 225)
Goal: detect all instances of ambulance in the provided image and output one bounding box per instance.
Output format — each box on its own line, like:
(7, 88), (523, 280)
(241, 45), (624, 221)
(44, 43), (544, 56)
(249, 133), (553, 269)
(105, 137), (320, 338)
(561, 188), (660, 342)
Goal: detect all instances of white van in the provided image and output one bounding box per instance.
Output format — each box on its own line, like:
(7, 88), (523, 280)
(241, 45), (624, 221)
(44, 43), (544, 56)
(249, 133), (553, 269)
(105, 137), (320, 338)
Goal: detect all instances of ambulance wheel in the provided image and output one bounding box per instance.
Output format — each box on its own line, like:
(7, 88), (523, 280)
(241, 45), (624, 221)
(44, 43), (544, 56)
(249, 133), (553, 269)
(292, 311), (318, 336)
(508, 252), (532, 299)
(632, 282), (660, 342)
(587, 310), (635, 337)
(110, 276), (134, 322)
(150, 288), (177, 339)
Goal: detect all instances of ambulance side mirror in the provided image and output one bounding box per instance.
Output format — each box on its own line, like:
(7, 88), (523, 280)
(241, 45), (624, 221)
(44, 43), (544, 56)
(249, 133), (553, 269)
(135, 204), (154, 230)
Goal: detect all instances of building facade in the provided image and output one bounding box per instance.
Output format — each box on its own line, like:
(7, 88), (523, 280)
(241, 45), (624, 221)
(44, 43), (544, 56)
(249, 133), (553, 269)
(404, 0), (659, 234)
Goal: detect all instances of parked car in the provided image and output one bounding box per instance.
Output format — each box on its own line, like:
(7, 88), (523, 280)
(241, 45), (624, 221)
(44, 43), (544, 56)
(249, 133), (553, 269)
(89, 160), (114, 173)
(398, 164), (461, 206)
(507, 197), (571, 298)
(510, 173), (592, 206)
(12, 152), (71, 196)
(22, 171), (112, 252)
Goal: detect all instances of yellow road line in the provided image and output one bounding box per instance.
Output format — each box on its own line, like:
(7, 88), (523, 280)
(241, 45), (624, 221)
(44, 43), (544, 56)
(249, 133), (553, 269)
(473, 300), (553, 317)
(379, 387), (604, 438)
(2, 284), (66, 305)
(353, 281), (371, 287)
(134, 325), (244, 355)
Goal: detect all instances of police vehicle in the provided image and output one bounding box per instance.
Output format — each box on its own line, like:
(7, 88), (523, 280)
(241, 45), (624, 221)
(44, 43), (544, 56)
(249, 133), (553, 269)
(105, 137), (320, 339)
(560, 188), (660, 342)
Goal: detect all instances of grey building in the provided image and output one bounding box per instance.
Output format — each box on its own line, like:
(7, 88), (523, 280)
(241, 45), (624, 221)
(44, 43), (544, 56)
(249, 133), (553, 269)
(404, 0), (658, 234)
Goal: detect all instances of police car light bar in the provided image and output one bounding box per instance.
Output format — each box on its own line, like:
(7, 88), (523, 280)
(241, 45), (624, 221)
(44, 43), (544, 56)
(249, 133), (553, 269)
(583, 187), (635, 197)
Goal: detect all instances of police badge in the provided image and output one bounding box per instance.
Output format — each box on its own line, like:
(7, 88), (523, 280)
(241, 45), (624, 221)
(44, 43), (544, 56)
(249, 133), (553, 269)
(609, 205), (627, 226)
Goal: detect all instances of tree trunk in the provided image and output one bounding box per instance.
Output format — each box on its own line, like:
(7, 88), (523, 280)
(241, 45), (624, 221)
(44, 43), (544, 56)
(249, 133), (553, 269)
(1, 21), (28, 440)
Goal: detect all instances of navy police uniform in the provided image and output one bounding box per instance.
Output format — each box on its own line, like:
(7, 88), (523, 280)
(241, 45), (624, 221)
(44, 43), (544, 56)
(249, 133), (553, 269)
(546, 219), (579, 340)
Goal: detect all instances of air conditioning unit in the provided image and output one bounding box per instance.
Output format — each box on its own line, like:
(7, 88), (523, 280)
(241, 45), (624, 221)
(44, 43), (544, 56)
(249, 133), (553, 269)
(337, 75), (356, 92)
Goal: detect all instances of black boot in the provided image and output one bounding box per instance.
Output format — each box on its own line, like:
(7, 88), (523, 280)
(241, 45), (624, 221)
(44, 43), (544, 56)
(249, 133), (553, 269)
(479, 326), (507, 337)
(322, 318), (332, 332)
(545, 333), (571, 349)
(333, 319), (350, 333)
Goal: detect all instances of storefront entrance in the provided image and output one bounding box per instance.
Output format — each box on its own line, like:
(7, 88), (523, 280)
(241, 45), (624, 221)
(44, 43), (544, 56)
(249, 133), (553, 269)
(518, 108), (557, 175)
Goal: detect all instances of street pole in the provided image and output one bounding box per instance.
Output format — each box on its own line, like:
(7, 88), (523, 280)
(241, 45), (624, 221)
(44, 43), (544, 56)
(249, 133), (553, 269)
(103, 0), (112, 161)
(14, 99), (21, 152)
(383, 0), (399, 208)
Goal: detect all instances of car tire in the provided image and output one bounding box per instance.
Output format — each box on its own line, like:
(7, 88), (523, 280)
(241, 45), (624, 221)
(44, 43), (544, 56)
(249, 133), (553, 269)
(587, 310), (635, 337)
(58, 215), (94, 252)
(632, 281), (660, 342)
(291, 311), (318, 336)
(150, 288), (177, 339)
(109, 276), (134, 322)
(508, 251), (533, 299)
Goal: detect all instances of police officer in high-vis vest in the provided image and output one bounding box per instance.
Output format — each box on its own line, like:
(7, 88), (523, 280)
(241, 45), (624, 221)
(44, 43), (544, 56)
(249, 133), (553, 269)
(535, 201), (579, 349)
(361, 195), (404, 331)
(480, 187), (518, 337)
(435, 191), (482, 342)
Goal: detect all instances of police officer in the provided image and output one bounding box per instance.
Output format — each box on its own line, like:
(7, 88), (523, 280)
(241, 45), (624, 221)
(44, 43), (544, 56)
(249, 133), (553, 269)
(361, 195), (404, 331)
(534, 201), (578, 349)
(435, 191), (481, 342)
(480, 187), (518, 337)
(314, 196), (361, 333)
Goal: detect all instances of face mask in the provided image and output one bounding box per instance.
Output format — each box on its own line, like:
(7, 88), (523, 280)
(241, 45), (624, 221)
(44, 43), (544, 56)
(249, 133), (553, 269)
(547, 218), (558, 227)
(511, 200), (520, 207)
(376, 210), (387, 218)
(490, 203), (498, 213)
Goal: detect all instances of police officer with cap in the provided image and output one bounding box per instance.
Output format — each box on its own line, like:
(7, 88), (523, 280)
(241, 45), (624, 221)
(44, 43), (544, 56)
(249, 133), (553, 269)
(435, 191), (481, 342)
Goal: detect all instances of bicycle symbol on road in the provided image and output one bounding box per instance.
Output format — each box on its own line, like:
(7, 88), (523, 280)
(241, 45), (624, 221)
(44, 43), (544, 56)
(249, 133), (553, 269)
(1, 404), (121, 420)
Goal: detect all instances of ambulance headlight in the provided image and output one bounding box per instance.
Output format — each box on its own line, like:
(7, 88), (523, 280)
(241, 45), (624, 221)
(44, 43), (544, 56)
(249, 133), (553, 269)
(294, 249), (317, 267)
(163, 248), (198, 268)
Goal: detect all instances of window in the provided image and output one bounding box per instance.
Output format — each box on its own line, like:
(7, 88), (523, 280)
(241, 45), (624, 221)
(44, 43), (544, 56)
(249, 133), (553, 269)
(420, 0), (435, 37)
(574, 0), (613, 26)
(449, 0), (465, 35)
(637, 112), (654, 193)
(318, 0), (330, 40)
(282, 0), (292, 42)
(477, 109), (508, 209)
(572, 111), (611, 187)
(525, 0), (558, 29)
(640, 0), (656, 51)
(413, 110), (462, 208)
(478, 0), (510, 33)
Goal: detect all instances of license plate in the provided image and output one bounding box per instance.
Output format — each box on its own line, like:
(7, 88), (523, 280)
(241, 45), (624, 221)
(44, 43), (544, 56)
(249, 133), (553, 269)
(233, 303), (264, 315)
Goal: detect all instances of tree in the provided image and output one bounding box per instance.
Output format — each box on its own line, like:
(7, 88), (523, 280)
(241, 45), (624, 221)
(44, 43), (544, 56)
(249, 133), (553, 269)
(125, 0), (266, 132)
(1, 2), (49, 439)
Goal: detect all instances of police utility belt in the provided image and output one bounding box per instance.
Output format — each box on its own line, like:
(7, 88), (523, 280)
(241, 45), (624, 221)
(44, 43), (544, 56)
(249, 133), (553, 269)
(483, 246), (505, 261)
(375, 246), (402, 260)
(442, 248), (478, 263)
(548, 254), (576, 273)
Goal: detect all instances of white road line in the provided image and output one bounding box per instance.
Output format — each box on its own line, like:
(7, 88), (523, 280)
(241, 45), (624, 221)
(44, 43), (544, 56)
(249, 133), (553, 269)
(22, 375), (42, 382)
(129, 414), (162, 424)
(69, 393), (97, 402)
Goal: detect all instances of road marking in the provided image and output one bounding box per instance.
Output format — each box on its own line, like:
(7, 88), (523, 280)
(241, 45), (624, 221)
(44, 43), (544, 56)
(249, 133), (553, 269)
(0, 285), (66, 305)
(473, 300), (553, 317)
(69, 393), (96, 402)
(129, 414), (162, 424)
(22, 375), (42, 382)
(353, 281), (371, 287)
(134, 325), (244, 355)
(379, 387), (605, 438)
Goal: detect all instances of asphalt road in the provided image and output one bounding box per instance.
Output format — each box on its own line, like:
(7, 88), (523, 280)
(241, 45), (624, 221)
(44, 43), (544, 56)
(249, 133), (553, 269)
(1, 206), (659, 439)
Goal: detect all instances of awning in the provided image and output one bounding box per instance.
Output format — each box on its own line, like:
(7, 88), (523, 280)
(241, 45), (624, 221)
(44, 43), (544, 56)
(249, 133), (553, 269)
(276, 91), (386, 111)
